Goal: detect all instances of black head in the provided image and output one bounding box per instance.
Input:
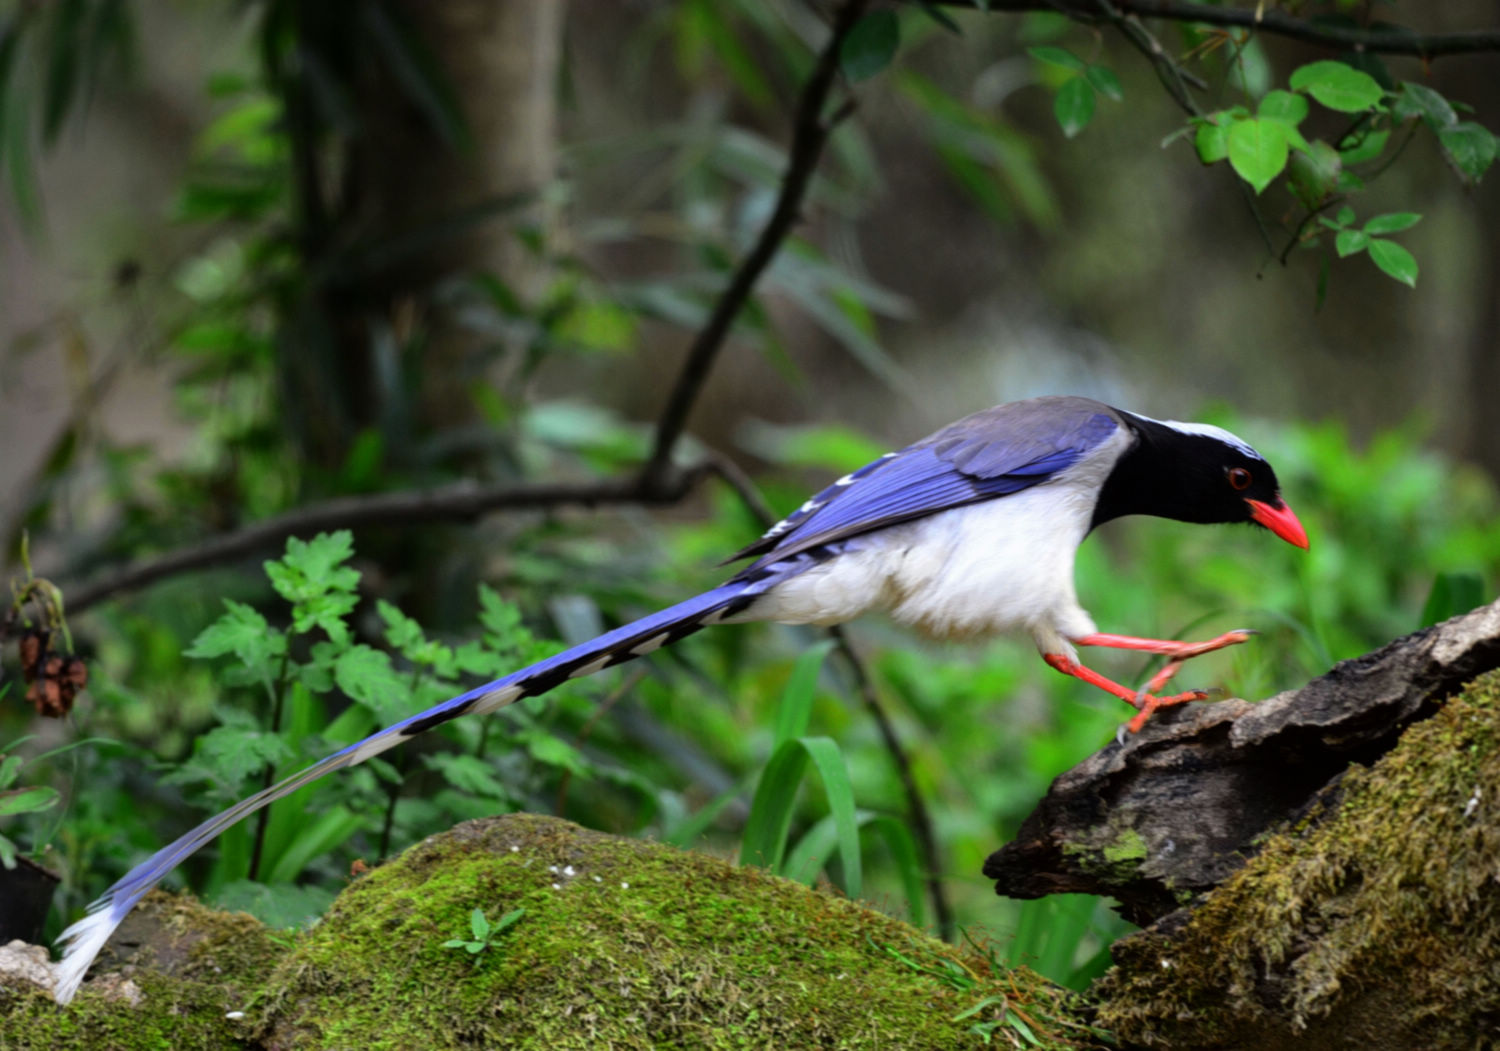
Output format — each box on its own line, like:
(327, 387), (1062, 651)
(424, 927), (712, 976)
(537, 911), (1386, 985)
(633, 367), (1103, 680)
(1091, 411), (1308, 548)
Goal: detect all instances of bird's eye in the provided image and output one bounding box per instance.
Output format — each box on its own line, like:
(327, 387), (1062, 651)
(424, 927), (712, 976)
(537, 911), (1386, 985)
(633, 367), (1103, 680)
(1228, 467), (1252, 491)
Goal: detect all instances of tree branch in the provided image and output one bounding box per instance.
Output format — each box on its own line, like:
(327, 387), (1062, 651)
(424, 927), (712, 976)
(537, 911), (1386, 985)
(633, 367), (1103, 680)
(641, 0), (871, 487)
(944, 0), (1500, 57)
(59, 468), (710, 615)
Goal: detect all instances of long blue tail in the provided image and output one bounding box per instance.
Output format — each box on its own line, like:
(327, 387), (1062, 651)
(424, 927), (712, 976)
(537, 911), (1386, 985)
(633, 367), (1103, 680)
(53, 581), (757, 1004)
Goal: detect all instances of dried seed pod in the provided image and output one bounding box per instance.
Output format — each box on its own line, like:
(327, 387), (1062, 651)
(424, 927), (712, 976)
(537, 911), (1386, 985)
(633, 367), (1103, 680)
(18, 630), (45, 682)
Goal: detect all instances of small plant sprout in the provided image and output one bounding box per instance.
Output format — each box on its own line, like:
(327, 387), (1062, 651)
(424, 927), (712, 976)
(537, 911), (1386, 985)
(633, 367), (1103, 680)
(442, 906), (526, 959)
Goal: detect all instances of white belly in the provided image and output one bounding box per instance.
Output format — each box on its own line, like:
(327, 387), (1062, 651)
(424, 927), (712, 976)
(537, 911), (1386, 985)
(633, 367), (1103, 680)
(735, 481), (1100, 654)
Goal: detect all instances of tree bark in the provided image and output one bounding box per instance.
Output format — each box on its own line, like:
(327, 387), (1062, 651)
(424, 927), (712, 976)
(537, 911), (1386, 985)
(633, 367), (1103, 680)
(985, 599), (1500, 1049)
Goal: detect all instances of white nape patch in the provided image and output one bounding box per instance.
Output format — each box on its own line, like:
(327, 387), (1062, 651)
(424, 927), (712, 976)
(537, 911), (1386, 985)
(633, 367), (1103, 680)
(1145, 416), (1263, 460)
(470, 683), (524, 715)
(54, 909), (119, 1005)
(631, 633), (669, 656)
(569, 655), (613, 679)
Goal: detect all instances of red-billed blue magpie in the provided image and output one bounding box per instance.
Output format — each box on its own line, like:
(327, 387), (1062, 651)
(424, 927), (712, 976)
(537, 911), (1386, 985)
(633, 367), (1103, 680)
(53, 395), (1306, 1002)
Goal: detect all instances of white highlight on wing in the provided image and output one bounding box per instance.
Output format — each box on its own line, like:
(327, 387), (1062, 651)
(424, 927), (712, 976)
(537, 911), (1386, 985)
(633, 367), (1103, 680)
(569, 655), (612, 679)
(631, 633), (669, 656)
(1146, 417), (1262, 460)
(470, 684), (524, 715)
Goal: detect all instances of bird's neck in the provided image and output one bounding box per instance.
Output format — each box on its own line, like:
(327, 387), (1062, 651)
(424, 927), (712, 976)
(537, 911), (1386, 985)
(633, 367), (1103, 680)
(1089, 414), (1222, 529)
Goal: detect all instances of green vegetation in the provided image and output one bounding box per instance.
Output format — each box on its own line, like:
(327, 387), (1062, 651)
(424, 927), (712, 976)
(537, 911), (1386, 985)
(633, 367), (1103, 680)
(0, 2), (1496, 1034)
(0, 814), (1108, 1050)
(1095, 670), (1500, 1049)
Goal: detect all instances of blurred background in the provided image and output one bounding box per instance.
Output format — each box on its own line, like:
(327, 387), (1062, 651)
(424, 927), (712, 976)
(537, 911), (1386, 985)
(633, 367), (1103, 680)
(1, 0), (1497, 990)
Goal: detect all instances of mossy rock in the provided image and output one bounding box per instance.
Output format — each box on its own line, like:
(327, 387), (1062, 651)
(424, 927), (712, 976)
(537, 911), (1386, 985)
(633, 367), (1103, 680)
(2, 814), (1104, 1050)
(1094, 670), (1500, 1050)
(0, 895), (280, 1050)
(259, 813), (1101, 1049)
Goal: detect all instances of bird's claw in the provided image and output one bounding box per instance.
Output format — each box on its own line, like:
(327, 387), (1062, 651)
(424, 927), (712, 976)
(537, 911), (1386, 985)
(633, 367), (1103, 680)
(1121, 687), (1211, 735)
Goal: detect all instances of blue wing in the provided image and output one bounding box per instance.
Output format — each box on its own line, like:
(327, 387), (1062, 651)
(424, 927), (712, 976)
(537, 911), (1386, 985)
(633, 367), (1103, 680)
(729, 398), (1120, 577)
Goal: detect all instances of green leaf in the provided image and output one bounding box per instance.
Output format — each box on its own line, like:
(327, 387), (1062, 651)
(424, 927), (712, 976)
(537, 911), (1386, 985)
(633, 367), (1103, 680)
(377, 600), (425, 658)
(170, 720), (292, 789)
(1227, 118), (1290, 194)
(840, 11), (899, 82)
(742, 736), (862, 900)
(1194, 120), (1230, 164)
(334, 645), (408, 722)
(1363, 212), (1421, 235)
(742, 741), (810, 873)
(186, 600), (287, 683)
(0, 755), (21, 791)
(1289, 60), (1384, 113)
(1286, 140), (1341, 209)
(0, 786), (60, 817)
(264, 805), (363, 884)
(1438, 122), (1498, 183)
(1053, 76), (1094, 139)
(1335, 205), (1356, 226)
(1258, 89), (1308, 126)
(1339, 128), (1390, 166)
(1084, 65), (1123, 102)
(268, 532), (360, 600)
(524, 733), (590, 777)
(266, 533), (361, 645)
(1420, 571), (1485, 628)
(772, 642), (835, 750)
(492, 907), (526, 935)
(1027, 46), (1085, 73)
(1335, 229), (1370, 257)
(470, 907), (489, 940)
(422, 753), (512, 802)
(1393, 81), (1457, 129)
(1368, 239), (1418, 288)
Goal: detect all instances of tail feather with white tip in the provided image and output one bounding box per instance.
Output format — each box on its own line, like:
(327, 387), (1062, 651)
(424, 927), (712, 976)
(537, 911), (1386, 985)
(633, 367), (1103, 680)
(53, 582), (757, 1004)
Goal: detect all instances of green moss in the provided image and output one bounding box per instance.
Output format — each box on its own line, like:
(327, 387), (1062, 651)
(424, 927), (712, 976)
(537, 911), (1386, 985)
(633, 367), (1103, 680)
(1063, 823), (1150, 884)
(1100, 828), (1147, 866)
(3, 816), (1106, 1050)
(0, 894), (280, 1051)
(258, 814), (1105, 1050)
(1093, 670), (1500, 1050)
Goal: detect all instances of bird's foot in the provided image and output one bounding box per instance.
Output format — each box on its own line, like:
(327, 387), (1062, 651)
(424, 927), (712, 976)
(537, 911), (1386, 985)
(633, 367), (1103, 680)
(1121, 687), (1211, 736)
(1159, 628), (1258, 663)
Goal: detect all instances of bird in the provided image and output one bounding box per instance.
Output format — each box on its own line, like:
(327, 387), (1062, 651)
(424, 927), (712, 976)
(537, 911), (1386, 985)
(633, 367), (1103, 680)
(52, 395), (1308, 1003)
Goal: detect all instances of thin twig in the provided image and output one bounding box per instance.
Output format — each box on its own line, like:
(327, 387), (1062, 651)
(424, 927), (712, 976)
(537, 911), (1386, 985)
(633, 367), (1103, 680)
(706, 452), (956, 941)
(1094, 0), (1278, 257)
(939, 0), (1500, 57)
(642, 0), (872, 487)
(58, 467), (712, 615)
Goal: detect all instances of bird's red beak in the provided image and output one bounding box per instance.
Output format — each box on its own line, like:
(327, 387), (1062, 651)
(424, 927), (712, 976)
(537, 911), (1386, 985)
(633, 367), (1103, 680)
(1248, 497), (1309, 550)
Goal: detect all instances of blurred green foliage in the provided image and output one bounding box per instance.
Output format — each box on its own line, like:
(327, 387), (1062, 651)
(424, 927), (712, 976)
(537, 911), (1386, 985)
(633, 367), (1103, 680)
(1, 0), (1498, 998)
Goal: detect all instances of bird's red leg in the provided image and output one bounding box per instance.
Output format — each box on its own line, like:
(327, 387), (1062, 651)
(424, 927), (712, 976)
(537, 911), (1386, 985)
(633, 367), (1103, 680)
(1074, 630), (1256, 659)
(1068, 632), (1254, 728)
(1042, 653), (1209, 734)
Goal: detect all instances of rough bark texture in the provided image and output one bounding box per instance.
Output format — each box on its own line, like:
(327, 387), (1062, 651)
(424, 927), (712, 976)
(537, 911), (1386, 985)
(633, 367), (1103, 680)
(985, 598), (1500, 921)
(986, 599), (1500, 1049)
